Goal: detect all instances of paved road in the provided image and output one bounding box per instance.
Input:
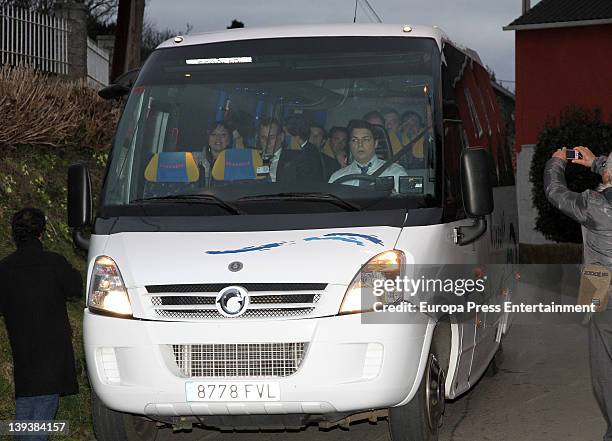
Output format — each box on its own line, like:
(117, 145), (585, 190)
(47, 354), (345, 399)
(155, 277), (607, 441)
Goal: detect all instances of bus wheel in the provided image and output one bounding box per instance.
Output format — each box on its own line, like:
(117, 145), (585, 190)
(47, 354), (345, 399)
(92, 391), (160, 441)
(485, 343), (503, 377)
(388, 345), (446, 441)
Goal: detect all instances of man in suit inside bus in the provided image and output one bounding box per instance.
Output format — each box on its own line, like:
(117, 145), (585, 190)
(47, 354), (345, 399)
(285, 115), (339, 182)
(309, 123), (327, 150)
(324, 126), (349, 168)
(258, 117), (335, 183)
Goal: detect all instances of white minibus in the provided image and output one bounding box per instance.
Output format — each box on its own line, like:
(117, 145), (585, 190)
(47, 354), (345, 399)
(67, 23), (518, 441)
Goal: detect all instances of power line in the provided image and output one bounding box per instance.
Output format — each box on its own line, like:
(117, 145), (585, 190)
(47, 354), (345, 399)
(359, 0), (382, 23)
(358, 2), (375, 22)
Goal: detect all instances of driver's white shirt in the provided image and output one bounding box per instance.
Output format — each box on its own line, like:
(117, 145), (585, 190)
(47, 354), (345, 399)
(328, 156), (408, 192)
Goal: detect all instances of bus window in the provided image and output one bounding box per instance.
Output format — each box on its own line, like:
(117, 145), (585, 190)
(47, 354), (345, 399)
(101, 37), (443, 214)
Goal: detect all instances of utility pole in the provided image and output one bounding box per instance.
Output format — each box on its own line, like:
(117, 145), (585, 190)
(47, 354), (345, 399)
(111, 0), (145, 82)
(522, 0), (531, 14)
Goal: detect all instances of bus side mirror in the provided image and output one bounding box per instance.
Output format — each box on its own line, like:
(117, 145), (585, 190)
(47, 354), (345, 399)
(462, 147), (494, 217)
(454, 148), (494, 246)
(67, 162), (92, 251)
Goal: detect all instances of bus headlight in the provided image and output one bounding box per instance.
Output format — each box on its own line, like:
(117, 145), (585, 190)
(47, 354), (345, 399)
(339, 250), (405, 315)
(88, 256), (133, 318)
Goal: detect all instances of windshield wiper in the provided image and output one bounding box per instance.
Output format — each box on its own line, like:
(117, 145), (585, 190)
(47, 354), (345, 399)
(130, 194), (246, 215)
(239, 192), (361, 212)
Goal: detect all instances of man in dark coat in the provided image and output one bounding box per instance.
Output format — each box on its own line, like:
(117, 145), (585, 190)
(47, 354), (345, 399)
(0, 208), (82, 435)
(258, 117), (338, 184)
(282, 115), (339, 182)
(544, 147), (612, 441)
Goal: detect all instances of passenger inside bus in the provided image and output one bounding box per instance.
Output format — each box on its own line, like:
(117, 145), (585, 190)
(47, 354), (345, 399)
(308, 124), (327, 150)
(203, 121), (232, 172)
(256, 117), (284, 182)
(400, 111), (423, 143)
(329, 120), (408, 192)
(399, 110), (426, 168)
(382, 109), (405, 155)
(324, 126), (349, 168)
(362, 111), (385, 126)
(383, 109), (401, 134)
(258, 117), (327, 183)
(282, 115), (338, 182)
(223, 109), (251, 148)
(103, 38), (444, 207)
(181, 92), (430, 190)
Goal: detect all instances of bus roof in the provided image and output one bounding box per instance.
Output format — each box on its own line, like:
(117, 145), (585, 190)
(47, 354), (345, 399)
(156, 23), (483, 68)
(157, 23), (447, 49)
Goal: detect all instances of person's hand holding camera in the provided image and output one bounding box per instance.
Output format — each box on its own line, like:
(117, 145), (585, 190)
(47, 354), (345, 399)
(552, 147), (568, 162)
(571, 146), (596, 168)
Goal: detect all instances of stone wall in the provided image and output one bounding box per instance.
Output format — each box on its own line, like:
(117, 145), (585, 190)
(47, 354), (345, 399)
(54, 1), (88, 80)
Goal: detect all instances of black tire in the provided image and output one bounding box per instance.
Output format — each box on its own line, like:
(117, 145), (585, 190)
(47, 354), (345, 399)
(485, 343), (503, 377)
(92, 391), (160, 441)
(484, 355), (498, 377)
(388, 343), (446, 441)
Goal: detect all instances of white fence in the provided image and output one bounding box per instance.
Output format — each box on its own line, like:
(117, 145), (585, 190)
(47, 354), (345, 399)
(87, 37), (109, 88)
(0, 5), (69, 75)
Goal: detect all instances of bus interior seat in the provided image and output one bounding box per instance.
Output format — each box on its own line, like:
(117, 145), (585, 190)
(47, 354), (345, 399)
(142, 151), (201, 198)
(211, 148), (265, 183)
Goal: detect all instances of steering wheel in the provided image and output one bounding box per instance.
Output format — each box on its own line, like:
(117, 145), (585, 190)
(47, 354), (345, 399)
(330, 173), (378, 185)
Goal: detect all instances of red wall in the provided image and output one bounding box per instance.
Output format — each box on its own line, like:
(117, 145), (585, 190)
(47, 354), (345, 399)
(515, 24), (612, 150)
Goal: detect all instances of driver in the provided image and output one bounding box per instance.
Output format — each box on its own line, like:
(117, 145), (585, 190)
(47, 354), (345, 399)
(328, 120), (408, 192)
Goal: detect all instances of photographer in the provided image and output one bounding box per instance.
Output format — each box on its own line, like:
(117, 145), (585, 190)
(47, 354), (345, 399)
(0, 208), (82, 441)
(544, 146), (612, 441)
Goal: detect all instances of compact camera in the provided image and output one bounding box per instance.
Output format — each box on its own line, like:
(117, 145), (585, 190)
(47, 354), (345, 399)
(566, 149), (583, 160)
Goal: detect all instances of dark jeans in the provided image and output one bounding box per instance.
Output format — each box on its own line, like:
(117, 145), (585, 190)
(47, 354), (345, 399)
(14, 394), (59, 441)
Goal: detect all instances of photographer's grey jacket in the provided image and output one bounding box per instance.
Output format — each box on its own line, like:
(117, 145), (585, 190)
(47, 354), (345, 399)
(544, 156), (612, 269)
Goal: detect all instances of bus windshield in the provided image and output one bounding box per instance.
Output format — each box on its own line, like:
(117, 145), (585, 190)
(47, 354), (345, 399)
(101, 36), (442, 215)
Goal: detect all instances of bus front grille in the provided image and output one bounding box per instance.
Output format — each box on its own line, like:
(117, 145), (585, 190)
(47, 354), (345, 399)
(147, 283), (327, 293)
(155, 307), (316, 320)
(146, 284), (325, 320)
(171, 342), (307, 378)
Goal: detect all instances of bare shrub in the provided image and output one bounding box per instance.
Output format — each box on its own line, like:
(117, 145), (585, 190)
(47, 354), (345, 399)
(0, 65), (120, 150)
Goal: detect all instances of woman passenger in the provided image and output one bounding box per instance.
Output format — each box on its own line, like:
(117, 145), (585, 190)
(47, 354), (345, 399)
(198, 121), (233, 185)
(205, 121), (233, 166)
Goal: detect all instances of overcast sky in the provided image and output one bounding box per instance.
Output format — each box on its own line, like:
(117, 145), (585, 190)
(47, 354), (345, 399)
(146, 0), (536, 92)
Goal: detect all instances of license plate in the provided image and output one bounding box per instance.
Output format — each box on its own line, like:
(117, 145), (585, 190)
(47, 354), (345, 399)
(185, 381), (281, 402)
